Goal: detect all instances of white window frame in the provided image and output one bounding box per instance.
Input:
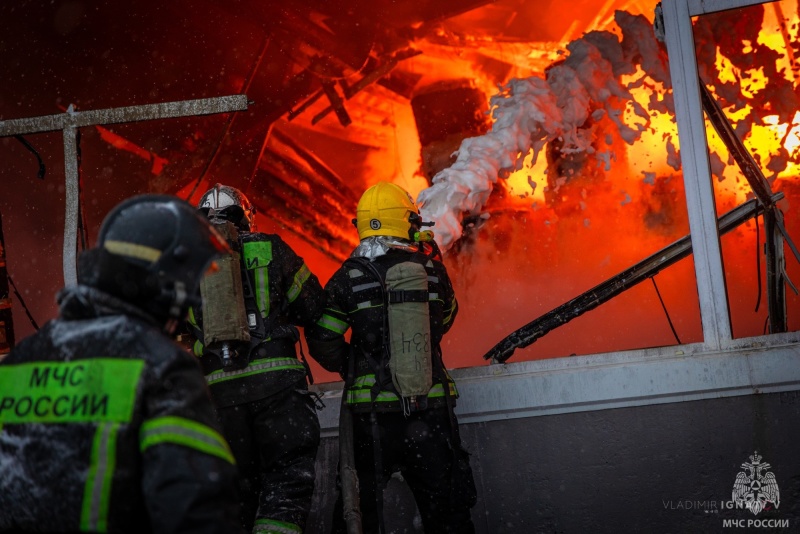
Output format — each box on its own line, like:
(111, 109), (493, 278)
(661, 0), (770, 350)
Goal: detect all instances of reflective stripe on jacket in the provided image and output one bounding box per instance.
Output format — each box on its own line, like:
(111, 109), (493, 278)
(345, 373), (458, 406)
(0, 285), (242, 534)
(185, 232), (326, 406)
(306, 248), (460, 412)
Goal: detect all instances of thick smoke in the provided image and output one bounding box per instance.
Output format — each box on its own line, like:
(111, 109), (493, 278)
(417, 12), (674, 251)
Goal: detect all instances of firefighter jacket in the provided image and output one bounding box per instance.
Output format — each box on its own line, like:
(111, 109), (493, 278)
(186, 232), (329, 407)
(305, 243), (460, 413)
(0, 285), (242, 534)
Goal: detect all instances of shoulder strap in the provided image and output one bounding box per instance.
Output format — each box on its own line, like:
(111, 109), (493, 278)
(343, 257), (394, 401)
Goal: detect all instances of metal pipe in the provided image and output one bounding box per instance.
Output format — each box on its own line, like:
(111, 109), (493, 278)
(62, 126), (80, 286)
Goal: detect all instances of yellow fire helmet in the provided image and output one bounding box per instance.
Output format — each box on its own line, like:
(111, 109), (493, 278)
(354, 181), (422, 241)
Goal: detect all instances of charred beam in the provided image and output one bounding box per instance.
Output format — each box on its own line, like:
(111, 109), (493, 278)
(765, 210), (787, 333)
(269, 128), (359, 208)
(317, 79), (352, 127)
(699, 82), (798, 332)
(311, 49), (422, 124)
(251, 165), (356, 263)
(483, 195), (780, 363)
(698, 83), (773, 206)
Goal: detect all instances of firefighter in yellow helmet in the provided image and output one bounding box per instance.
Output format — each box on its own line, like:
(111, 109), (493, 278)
(306, 181), (477, 533)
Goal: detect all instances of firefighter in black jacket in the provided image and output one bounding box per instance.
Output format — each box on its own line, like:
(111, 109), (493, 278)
(186, 184), (332, 534)
(306, 181), (477, 533)
(0, 195), (243, 533)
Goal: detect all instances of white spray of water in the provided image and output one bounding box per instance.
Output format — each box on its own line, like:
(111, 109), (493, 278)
(418, 11), (672, 251)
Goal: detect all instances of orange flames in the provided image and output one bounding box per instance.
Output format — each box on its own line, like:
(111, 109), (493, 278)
(278, 1), (800, 381)
(435, 1), (800, 369)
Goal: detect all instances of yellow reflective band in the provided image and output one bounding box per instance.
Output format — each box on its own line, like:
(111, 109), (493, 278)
(103, 240), (161, 263)
(346, 375), (457, 404)
(287, 264), (311, 303)
(316, 313), (349, 335)
(81, 422), (119, 533)
(0, 359), (144, 424)
(253, 518), (303, 533)
(139, 416), (234, 465)
(443, 299), (458, 326)
(206, 357), (304, 386)
(187, 306), (198, 327)
(347, 389), (400, 404)
(255, 266), (269, 317)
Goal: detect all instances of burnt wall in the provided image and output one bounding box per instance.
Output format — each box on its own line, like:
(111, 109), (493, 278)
(307, 391), (800, 533)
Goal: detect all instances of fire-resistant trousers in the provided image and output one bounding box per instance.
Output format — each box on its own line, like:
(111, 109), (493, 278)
(333, 406), (476, 534)
(215, 384), (321, 533)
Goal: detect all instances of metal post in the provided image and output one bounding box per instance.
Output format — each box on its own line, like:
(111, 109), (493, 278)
(660, 0), (732, 348)
(62, 125), (80, 286)
(0, 95), (249, 286)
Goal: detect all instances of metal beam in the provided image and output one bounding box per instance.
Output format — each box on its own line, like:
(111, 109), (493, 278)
(661, 0), (732, 348)
(0, 95), (249, 286)
(483, 196), (776, 363)
(699, 83), (794, 333)
(312, 331), (800, 435)
(0, 95), (249, 136)
(62, 126), (80, 286)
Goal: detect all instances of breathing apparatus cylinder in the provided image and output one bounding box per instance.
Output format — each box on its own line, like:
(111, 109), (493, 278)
(199, 219), (250, 370)
(385, 261), (433, 410)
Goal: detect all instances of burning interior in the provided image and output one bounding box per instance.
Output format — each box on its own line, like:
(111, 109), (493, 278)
(1, 0), (799, 381)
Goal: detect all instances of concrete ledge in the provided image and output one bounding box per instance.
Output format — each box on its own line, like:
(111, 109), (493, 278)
(310, 332), (800, 437)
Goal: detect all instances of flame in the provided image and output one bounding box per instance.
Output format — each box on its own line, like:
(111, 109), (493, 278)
(415, 1), (800, 367)
(297, 1), (800, 377)
(503, 150), (549, 205)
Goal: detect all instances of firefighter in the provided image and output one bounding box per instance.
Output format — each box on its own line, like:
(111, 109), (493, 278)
(0, 195), (243, 533)
(186, 184), (335, 534)
(305, 181), (477, 533)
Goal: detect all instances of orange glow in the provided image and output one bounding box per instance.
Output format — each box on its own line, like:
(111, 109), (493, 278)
(437, 1), (800, 367)
(270, 1), (800, 378)
(503, 151), (549, 206)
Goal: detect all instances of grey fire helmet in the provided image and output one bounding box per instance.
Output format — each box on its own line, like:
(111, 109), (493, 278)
(198, 184), (256, 232)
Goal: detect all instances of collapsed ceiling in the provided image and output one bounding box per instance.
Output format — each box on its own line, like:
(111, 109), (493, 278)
(2, 0), (798, 375)
(0, 0), (650, 259)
